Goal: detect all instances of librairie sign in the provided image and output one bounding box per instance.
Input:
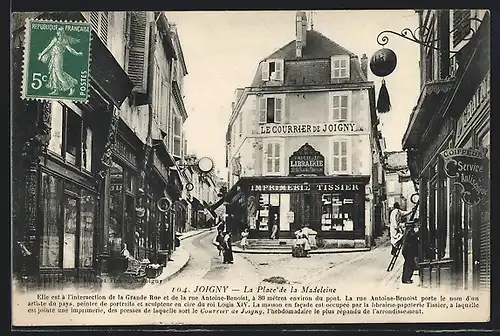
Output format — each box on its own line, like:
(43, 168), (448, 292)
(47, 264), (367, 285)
(440, 147), (489, 205)
(289, 143), (325, 176)
(257, 122), (357, 137)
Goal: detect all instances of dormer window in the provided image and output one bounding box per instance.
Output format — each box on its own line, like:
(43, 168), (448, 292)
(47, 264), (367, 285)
(262, 59), (284, 81)
(331, 55), (350, 79)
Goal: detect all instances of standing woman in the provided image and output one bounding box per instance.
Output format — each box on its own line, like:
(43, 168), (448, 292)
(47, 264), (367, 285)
(240, 228), (249, 250)
(222, 232), (234, 264)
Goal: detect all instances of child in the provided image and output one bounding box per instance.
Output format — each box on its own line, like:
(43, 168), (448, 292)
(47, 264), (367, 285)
(240, 228), (249, 250)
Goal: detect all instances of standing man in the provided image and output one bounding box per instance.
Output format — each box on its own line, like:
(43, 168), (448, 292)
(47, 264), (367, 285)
(402, 222), (419, 284)
(389, 202), (415, 256)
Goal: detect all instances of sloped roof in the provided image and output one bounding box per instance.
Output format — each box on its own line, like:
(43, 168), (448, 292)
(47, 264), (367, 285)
(249, 30), (367, 88)
(264, 30), (356, 61)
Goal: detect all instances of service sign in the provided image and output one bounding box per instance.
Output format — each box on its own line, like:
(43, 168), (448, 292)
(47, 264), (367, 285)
(440, 147), (489, 205)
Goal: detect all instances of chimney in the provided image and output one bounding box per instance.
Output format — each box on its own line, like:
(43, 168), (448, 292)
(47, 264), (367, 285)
(301, 12), (307, 47)
(360, 53), (368, 80)
(295, 11), (307, 57)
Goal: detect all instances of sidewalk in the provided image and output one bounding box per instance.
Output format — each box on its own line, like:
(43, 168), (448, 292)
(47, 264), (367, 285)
(232, 245), (370, 254)
(144, 226), (214, 288)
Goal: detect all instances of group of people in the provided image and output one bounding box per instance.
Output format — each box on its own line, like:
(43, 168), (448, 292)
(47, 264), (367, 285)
(389, 202), (419, 284)
(212, 223), (234, 264)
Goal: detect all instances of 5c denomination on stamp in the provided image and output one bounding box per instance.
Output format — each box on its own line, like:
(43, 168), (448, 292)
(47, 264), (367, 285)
(22, 19), (92, 102)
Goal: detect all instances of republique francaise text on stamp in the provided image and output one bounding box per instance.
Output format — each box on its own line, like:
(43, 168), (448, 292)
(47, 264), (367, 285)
(21, 19), (92, 102)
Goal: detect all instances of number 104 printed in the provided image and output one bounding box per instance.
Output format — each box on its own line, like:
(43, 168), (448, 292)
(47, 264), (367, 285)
(23, 19), (91, 102)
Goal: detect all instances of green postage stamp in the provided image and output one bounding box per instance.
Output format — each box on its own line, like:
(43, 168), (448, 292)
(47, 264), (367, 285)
(22, 19), (92, 102)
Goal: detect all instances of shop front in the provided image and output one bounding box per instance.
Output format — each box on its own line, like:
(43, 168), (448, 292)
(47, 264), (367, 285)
(405, 14), (490, 291)
(225, 176), (370, 247)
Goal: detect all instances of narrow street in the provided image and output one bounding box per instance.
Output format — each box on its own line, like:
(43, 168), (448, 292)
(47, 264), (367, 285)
(168, 230), (414, 290)
(167, 231), (262, 288)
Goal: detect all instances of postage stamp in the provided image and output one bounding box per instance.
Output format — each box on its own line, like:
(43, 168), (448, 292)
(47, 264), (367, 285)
(22, 19), (92, 102)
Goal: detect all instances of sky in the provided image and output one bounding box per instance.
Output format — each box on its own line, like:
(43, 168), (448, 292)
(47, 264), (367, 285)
(165, 10), (421, 178)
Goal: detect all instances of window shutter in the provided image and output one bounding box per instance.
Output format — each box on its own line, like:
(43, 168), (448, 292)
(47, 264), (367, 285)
(332, 95), (340, 120)
(261, 61), (269, 81)
(341, 95), (348, 120)
(274, 97), (282, 123)
(100, 12), (109, 45)
(275, 60), (284, 80)
(274, 143), (281, 173)
(259, 98), (267, 123)
(89, 12), (100, 31)
(127, 11), (150, 94)
(453, 10), (471, 47)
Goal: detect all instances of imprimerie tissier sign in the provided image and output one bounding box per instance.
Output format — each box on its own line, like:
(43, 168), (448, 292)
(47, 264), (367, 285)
(257, 122), (357, 137)
(289, 143), (324, 176)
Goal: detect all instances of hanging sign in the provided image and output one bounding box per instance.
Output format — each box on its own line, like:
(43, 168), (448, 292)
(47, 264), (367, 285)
(440, 147), (489, 205)
(288, 143), (325, 176)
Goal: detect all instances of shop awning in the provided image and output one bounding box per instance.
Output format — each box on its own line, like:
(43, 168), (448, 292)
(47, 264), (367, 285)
(402, 79), (453, 149)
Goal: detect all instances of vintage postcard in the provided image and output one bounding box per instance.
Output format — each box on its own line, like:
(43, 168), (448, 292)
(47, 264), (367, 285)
(11, 10), (491, 327)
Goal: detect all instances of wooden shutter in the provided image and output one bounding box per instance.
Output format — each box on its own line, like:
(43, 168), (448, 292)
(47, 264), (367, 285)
(275, 60), (284, 80)
(453, 10), (471, 47)
(100, 12), (109, 45)
(89, 12), (100, 31)
(258, 98), (266, 123)
(127, 11), (150, 94)
(261, 61), (269, 81)
(274, 97), (282, 123)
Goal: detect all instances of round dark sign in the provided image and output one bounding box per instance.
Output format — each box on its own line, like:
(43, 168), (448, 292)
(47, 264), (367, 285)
(370, 48), (397, 77)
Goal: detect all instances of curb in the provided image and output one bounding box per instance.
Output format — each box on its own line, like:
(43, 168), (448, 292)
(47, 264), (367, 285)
(179, 227), (215, 241)
(232, 247), (371, 255)
(164, 253), (191, 282)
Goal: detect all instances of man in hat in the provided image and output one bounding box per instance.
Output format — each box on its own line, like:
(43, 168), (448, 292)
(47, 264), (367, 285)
(401, 221), (419, 284)
(389, 202), (415, 256)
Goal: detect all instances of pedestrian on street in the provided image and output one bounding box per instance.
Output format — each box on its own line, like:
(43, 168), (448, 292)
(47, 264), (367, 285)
(270, 213), (279, 239)
(389, 202), (415, 256)
(402, 222), (419, 284)
(301, 233), (311, 257)
(222, 231), (234, 264)
(240, 228), (249, 250)
(213, 230), (225, 256)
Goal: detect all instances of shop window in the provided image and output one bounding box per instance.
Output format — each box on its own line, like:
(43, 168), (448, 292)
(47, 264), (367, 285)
(40, 172), (96, 269)
(331, 138), (349, 173)
(256, 193), (281, 233)
(40, 172), (62, 268)
(62, 195), (78, 269)
(321, 194), (354, 232)
(259, 96), (283, 124)
(109, 161), (124, 256)
(79, 191), (95, 268)
(263, 139), (283, 176)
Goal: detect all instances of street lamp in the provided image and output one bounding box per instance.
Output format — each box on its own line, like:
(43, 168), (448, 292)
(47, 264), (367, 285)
(370, 16), (483, 114)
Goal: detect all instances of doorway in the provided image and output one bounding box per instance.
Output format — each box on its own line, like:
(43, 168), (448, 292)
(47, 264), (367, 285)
(269, 207), (280, 239)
